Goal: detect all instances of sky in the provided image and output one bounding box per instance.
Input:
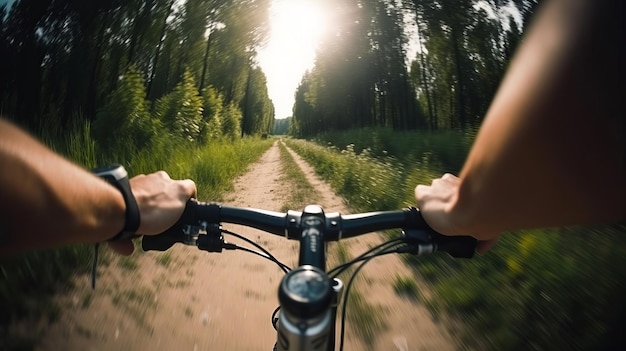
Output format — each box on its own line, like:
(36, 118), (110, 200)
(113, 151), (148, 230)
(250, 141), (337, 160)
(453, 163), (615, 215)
(256, 0), (329, 120)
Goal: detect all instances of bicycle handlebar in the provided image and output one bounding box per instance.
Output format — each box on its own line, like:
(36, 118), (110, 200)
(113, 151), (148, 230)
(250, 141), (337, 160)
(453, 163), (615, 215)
(142, 199), (477, 259)
(141, 199), (476, 351)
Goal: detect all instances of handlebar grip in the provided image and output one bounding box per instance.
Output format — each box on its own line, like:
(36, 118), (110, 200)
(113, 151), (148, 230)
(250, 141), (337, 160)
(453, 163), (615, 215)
(404, 207), (477, 258)
(431, 233), (477, 258)
(141, 199), (199, 251)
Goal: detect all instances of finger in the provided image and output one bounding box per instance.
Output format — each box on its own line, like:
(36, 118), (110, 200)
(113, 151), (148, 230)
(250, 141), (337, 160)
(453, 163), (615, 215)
(414, 184), (429, 203)
(441, 173), (458, 182)
(108, 239), (135, 256)
(155, 170), (171, 180)
(180, 179), (197, 198)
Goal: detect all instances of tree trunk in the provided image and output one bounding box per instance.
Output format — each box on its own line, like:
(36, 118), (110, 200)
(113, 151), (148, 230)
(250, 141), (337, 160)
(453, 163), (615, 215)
(147, 0), (174, 102)
(199, 29), (213, 93)
(415, 10), (435, 129)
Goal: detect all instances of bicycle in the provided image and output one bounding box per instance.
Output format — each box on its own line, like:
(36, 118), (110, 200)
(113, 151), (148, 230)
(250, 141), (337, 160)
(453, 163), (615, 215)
(142, 199), (477, 351)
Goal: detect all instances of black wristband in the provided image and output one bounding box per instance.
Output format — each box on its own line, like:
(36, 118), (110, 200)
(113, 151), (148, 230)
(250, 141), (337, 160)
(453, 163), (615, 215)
(93, 164), (140, 241)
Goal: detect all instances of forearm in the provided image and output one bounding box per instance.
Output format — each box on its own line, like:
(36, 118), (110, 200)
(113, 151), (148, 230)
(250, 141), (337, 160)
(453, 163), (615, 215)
(0, 119), (125, 254)
(452, 0), (626, 236)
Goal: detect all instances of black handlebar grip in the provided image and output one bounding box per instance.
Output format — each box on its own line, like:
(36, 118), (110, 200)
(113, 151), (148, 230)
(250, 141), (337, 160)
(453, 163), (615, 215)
(141, 199), (199, 251)
(405, 207), (477, 258)
(431, 233), (477, 258)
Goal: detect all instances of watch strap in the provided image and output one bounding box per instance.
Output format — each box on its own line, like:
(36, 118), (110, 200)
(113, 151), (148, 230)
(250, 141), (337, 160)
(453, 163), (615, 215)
(98, 172), (141, 241)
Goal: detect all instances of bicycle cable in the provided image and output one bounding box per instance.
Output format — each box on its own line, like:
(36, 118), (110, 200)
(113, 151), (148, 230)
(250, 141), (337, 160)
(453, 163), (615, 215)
(337, 240), (408, 351)
(271, 305), (281, 331)
(329, 237), (405, 278)
(222, 230), (291, 273)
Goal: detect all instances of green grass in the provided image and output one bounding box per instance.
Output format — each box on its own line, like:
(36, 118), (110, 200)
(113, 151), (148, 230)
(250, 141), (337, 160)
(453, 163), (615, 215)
(346, 290), (387, 349)
(315, 127), (474, 173)
(111, 287), (156, 331)
(392, 275), (422, 301)
(285, 138), (436, 211)
(155, 252), (173, 267)
(118, 255), (138, 270)
(276, 140), (318, 211)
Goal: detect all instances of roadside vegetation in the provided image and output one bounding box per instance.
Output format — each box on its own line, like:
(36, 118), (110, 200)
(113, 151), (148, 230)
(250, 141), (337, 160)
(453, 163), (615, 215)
(286, 130), (626, 351)
(0, 121), (272, 349)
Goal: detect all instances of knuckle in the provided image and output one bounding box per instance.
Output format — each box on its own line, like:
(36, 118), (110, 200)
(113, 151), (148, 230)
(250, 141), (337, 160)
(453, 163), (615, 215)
(155, 170), (170, 179)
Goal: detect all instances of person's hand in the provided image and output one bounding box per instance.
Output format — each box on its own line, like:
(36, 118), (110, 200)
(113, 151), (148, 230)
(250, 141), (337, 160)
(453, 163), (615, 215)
(415, 173), (499, 254)
(108, 171), (196, 255)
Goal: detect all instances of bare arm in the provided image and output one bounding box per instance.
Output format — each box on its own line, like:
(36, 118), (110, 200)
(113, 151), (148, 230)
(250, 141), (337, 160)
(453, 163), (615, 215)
(415, 0), (625, 249)
(0, 119), (196, 255)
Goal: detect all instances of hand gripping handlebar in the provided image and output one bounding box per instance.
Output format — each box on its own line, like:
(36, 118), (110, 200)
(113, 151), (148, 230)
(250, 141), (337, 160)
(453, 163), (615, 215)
(142, 199), (477, 259)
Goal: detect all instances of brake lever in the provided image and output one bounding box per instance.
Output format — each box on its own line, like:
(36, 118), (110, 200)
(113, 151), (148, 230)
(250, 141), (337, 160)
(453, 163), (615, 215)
(196, 223), (225, 252)
(401, 229), (476, 258)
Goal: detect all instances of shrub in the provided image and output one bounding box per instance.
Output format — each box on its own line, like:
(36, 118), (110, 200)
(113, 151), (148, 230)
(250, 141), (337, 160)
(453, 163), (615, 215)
(93, 65), (160, 154)
(153, 69), (203, 142)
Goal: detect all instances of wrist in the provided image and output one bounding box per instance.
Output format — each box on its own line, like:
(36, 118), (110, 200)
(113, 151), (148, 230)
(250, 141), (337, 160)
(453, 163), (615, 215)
(448, 175), (484, 239)
(96, 183), (126, 241)
(93, 164), (140, 241)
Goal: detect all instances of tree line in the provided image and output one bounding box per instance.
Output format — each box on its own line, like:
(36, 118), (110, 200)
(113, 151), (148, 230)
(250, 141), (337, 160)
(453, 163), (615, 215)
(290, 0), (539, 137)
(0, 0), (274, 148)
(0, 0), (540, 143)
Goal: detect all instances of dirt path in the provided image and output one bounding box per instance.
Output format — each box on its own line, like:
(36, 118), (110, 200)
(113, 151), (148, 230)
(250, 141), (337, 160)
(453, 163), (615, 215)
(35, 141), (456, 351)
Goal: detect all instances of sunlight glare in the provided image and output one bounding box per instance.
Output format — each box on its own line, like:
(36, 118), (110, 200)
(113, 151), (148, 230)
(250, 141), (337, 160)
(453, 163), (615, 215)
(257, 0), (331, 119)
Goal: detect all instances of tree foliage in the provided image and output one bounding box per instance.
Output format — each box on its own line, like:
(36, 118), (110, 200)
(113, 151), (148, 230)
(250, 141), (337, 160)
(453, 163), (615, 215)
(93, 65), (159, 150)
(290, 0), (533, 136)
(0, 0), (274, 140)
(405, 0), (524, 130)
(291, 0), (424, 137)
(154, 69), (204, 142)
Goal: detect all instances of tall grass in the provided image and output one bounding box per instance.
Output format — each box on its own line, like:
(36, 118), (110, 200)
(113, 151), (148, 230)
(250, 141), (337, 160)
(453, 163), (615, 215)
(276, 140), (318, 211)
(315, 127), (475, 173)
(285, 138), (437, 211)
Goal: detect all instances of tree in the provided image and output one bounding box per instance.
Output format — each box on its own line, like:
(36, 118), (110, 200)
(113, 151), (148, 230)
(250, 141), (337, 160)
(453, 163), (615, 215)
(272, 118), (290, 135)
(405, 0), (523, 130)
(292, 0), (424, 135)
(154, 69), (203, 142)
(241, 67), (273, 137)
(199, 85), (224, 143)
(93, 65), (159, 149)
(0, 0), (273, 140)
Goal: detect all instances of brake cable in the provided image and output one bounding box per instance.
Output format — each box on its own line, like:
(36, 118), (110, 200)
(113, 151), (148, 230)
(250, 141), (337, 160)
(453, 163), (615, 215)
(222, 229), (291, 273)
(336, 239), (409, 351)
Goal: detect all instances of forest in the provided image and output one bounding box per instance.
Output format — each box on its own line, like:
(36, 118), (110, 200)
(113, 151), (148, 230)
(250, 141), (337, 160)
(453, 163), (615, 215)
(291, 0), (533, 136)
(3, 0), (625, 350)
(0, 0), (538, 139)
(0, 0), (275, 148)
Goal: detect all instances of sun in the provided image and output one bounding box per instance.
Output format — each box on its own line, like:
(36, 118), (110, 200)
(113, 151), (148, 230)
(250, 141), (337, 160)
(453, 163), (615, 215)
(257, 0), (332, 119)
(270, 0), (329, 49)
